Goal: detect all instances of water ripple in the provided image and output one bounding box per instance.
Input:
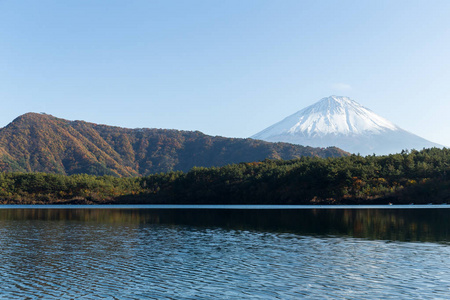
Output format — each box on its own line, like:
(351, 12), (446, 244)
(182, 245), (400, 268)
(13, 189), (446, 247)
(0, 216), (450, 299)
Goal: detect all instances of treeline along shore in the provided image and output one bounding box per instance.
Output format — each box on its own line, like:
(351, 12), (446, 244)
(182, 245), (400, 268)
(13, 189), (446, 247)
(1, 148), (449, 205)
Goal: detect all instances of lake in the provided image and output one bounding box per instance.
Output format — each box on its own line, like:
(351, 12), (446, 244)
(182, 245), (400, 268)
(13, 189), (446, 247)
(1, 205), (449, 299)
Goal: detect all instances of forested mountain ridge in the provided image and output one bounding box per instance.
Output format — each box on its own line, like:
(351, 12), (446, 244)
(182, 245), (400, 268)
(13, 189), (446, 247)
(0, 113), (348, 176)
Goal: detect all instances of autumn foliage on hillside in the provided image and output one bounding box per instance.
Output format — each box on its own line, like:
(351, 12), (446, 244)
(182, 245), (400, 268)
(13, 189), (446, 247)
(0, 113), (348, 176)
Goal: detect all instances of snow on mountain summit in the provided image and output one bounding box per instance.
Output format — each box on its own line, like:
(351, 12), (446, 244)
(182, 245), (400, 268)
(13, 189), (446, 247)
(254, 96), (398, 139)
(252, 96), (441, 155)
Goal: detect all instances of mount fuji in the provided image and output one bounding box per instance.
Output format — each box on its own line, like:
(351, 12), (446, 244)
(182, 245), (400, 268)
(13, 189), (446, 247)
(252, 96), (442, 155)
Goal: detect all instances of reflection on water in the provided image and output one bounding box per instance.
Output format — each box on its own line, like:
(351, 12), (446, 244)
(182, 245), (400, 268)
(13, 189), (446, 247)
(1, 207), (449, 242)
(0, 207), (450, 298)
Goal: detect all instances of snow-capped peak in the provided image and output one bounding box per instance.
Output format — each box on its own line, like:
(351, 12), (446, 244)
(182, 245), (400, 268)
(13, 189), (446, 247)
(253, 96), (398, 139)
(251, 96), (441, 155)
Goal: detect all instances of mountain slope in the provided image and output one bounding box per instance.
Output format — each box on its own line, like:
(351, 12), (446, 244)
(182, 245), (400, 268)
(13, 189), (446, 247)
(0, 113), (348, 176)
(252, 96), (442, 155)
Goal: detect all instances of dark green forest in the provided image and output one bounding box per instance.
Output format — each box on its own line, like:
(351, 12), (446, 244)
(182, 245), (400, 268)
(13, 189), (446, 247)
(1, 148), (449, 205)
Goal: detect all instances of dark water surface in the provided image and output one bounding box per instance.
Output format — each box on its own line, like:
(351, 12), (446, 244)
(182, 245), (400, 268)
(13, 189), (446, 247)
(1, 205), (450, 299)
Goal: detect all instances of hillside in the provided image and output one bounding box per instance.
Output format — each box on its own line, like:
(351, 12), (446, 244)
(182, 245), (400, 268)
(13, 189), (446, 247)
(0, 113), (348, 176)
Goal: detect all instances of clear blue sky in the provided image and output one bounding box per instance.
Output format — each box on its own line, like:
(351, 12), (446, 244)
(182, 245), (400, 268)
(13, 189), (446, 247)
(1, 0), (450, 146)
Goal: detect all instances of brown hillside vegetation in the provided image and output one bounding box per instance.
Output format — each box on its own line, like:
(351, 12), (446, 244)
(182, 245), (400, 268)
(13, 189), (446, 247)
(0, 113), (349, 176)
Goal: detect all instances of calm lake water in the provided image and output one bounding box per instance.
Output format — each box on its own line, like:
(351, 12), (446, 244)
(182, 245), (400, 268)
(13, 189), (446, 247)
(1, 205), (450, 299)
